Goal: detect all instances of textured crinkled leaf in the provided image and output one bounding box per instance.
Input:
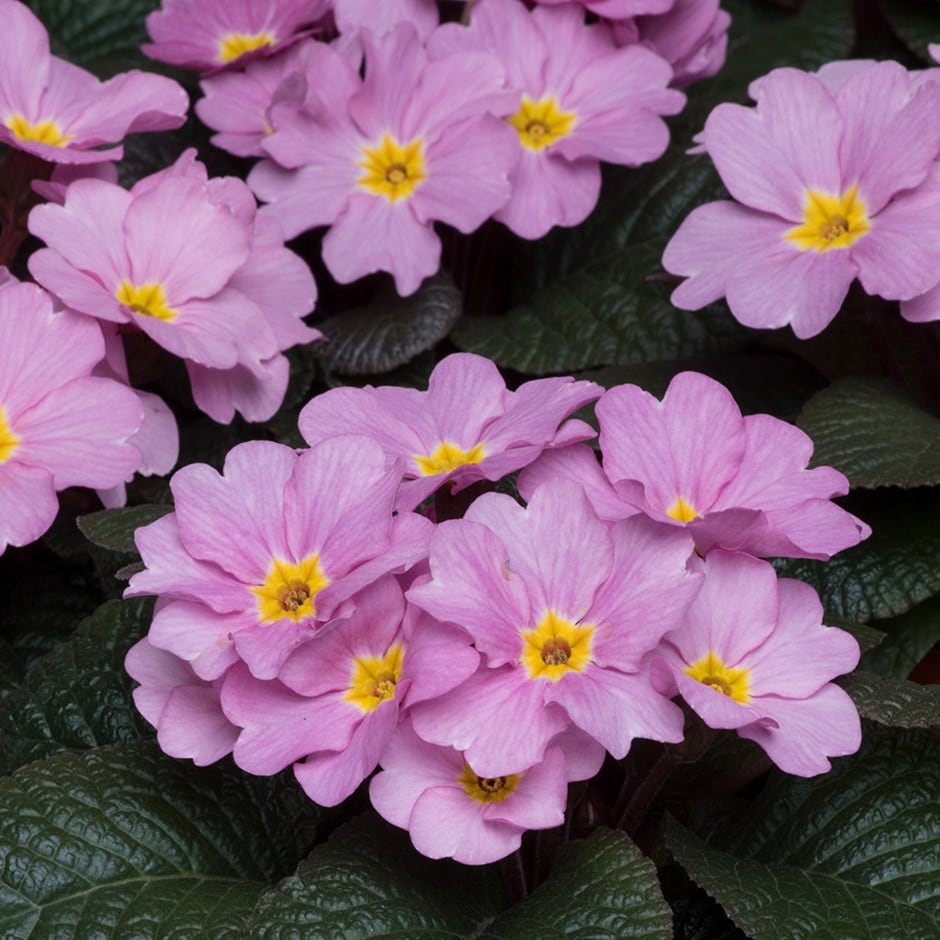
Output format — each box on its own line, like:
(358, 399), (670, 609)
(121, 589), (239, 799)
(452, 241), (746, 374)
(242, 812), (503, 939)
(881, 0), (940, 59)
(78, 505), (173, 554)
(313, 274), (462, 376)
(667, 724), (940, 940)
(479, 828), (672, 940)
(0, 638), (21, 700)
(798, 377), (940, 488)
(773, 489), (940, 622)
(838, 671), (940, 729)
(0, 742), (321, 939)
(0, 598), (153, 775)
(861, 593), (940, 679)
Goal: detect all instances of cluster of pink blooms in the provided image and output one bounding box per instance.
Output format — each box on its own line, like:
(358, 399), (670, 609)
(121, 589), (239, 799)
(143, 0), (731, 295)
(664, 58), (940, 337)
(127, 355), (867, 865)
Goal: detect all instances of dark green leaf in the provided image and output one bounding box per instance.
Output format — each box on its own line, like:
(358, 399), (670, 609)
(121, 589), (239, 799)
(666, 724), (940, 940)
(861, 593), (940, 679)
(77, 505), (172, 554)
(312, 274), (462, 376)
(479, 828), (673, 940)
(881, 0), (940, 59)
(242, 812), (503, 939)
(838, 670), (940, 729)
(0, 742), (321, 939)
(774, 489), (940, 622)
(0, 598), (154, 775)
(798, 377), (940, 488)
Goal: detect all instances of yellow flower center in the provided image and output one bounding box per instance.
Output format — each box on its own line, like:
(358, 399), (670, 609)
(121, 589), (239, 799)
(357, 133), (426, 202)
(458, 764), (522, 804)
(684, 651), (750, 704)
(217, 31), (275, 64)
(508, 96), (577, 152)
(251, 555), (330, 623)
(785, 185), (871, 252)
(413, 440), (487, 477)
(0, 406), (20, 463)
(5, 114), (73, 147)
(520, 609), (594, 681)
(115, 281), (179, 323)
(666, 496), (699, 523)
(343, 643), (404, 713)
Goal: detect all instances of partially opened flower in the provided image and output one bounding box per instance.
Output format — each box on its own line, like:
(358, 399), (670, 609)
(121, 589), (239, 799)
(650, 549), (861, 776)
(299, 352), (602, 512)
(0, 0), (187, 164)
(663, 61), (940, 336)
(0, 281), (143, 554)
(520, 371), (870, 559)
(125, 437), (432, 680)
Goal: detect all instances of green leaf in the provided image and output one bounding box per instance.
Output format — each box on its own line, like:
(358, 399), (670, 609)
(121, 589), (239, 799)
(861, 593), (940, 679)
(77, 505), (172, 554)
(838, 671), (940, 729)
(452, 240), (746, 374)
(478, 828), (673, 940)
(242, 812), (503, 938)
(0, 742), (321, 939)
(881, 0), (940, 59)
(798, 377), (940, 488)
(774, 489), (940, 622)
(666, 724), (940, 940)
(0, 598), (154, 775)
(313, 274), (462, 376)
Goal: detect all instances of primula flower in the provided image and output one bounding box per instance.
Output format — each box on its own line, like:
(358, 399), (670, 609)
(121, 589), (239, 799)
(125, 437), (432, 680)
(430, 0), (684, 239)
(663, 62), (940, 337)
(0, 281), (143, 553)
(520, 371), (869, 559)
(249, 24), (517, 295)
(298, 352), (602, 512)
(28, 151), (320, 423)
(0, 0), (187, 164)
(219, 576), (479, 806)
(650, 549), (861, 776)
(143, 0), (329, 71)
(406, 478), (701, 776)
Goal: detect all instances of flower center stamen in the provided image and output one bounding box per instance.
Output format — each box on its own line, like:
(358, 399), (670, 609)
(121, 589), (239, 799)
(344, 644), (404, 713)
(508, 96), (577, 152)
(252, 555), (329, 623)
(684, 651), (750, 703)
(785, 185), (871, 253)
(521, 609), (594, 681)
(115, 281), (179, 322)
(5, 114), (73, 147)
(413, 440), (486, 477)
(0, 406), (20, 463)
(217, 31), (274, 64)
(459, 763), (522, 804)
(358, 133), (426, 203)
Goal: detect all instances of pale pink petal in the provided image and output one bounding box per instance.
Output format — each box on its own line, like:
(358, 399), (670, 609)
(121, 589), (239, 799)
(187, 354), (290, 424)
(0, 462), (57, 553)
(158, 684), (238, 766)
(147, 599), (243, 681)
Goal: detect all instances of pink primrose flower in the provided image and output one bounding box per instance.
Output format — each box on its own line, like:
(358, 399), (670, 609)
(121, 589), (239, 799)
(125, 437), (433, 681)
(406, 478), (701, 776)
(125, 638), (238, 766)
(219, 576), (480, 806)
(430, 0), (684, 239)
(249, 23), (517, 295)
(0, 281), (143, 553)
(0, 0), (187, 164)
(650, 549), (861, 776)
(28, 151), (320, 423)
(143, 0), (329, 71)
(332, 0), (440, 40)
(298, 352), (602, 512)
(663, 62), (940, 337)
(520, 371), (870, 559)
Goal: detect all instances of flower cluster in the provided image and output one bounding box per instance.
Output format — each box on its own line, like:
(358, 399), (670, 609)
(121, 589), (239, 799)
(663, 59), (940, 337)
(128, 358), (865, 865)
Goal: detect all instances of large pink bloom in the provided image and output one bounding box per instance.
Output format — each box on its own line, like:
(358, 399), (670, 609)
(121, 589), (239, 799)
(650, 549), (861, 776)
(406, 478), (700, 776)
(431, 0), (684, 239)
(249, 24), (517, 295)
(663, 62), (940, 337)
(298, 352), (602, 512)
(520, 371), (870, 559)
(0, 281), (143, 553)
(0, 0), (187, 164)
(125, 437), (432, 680)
